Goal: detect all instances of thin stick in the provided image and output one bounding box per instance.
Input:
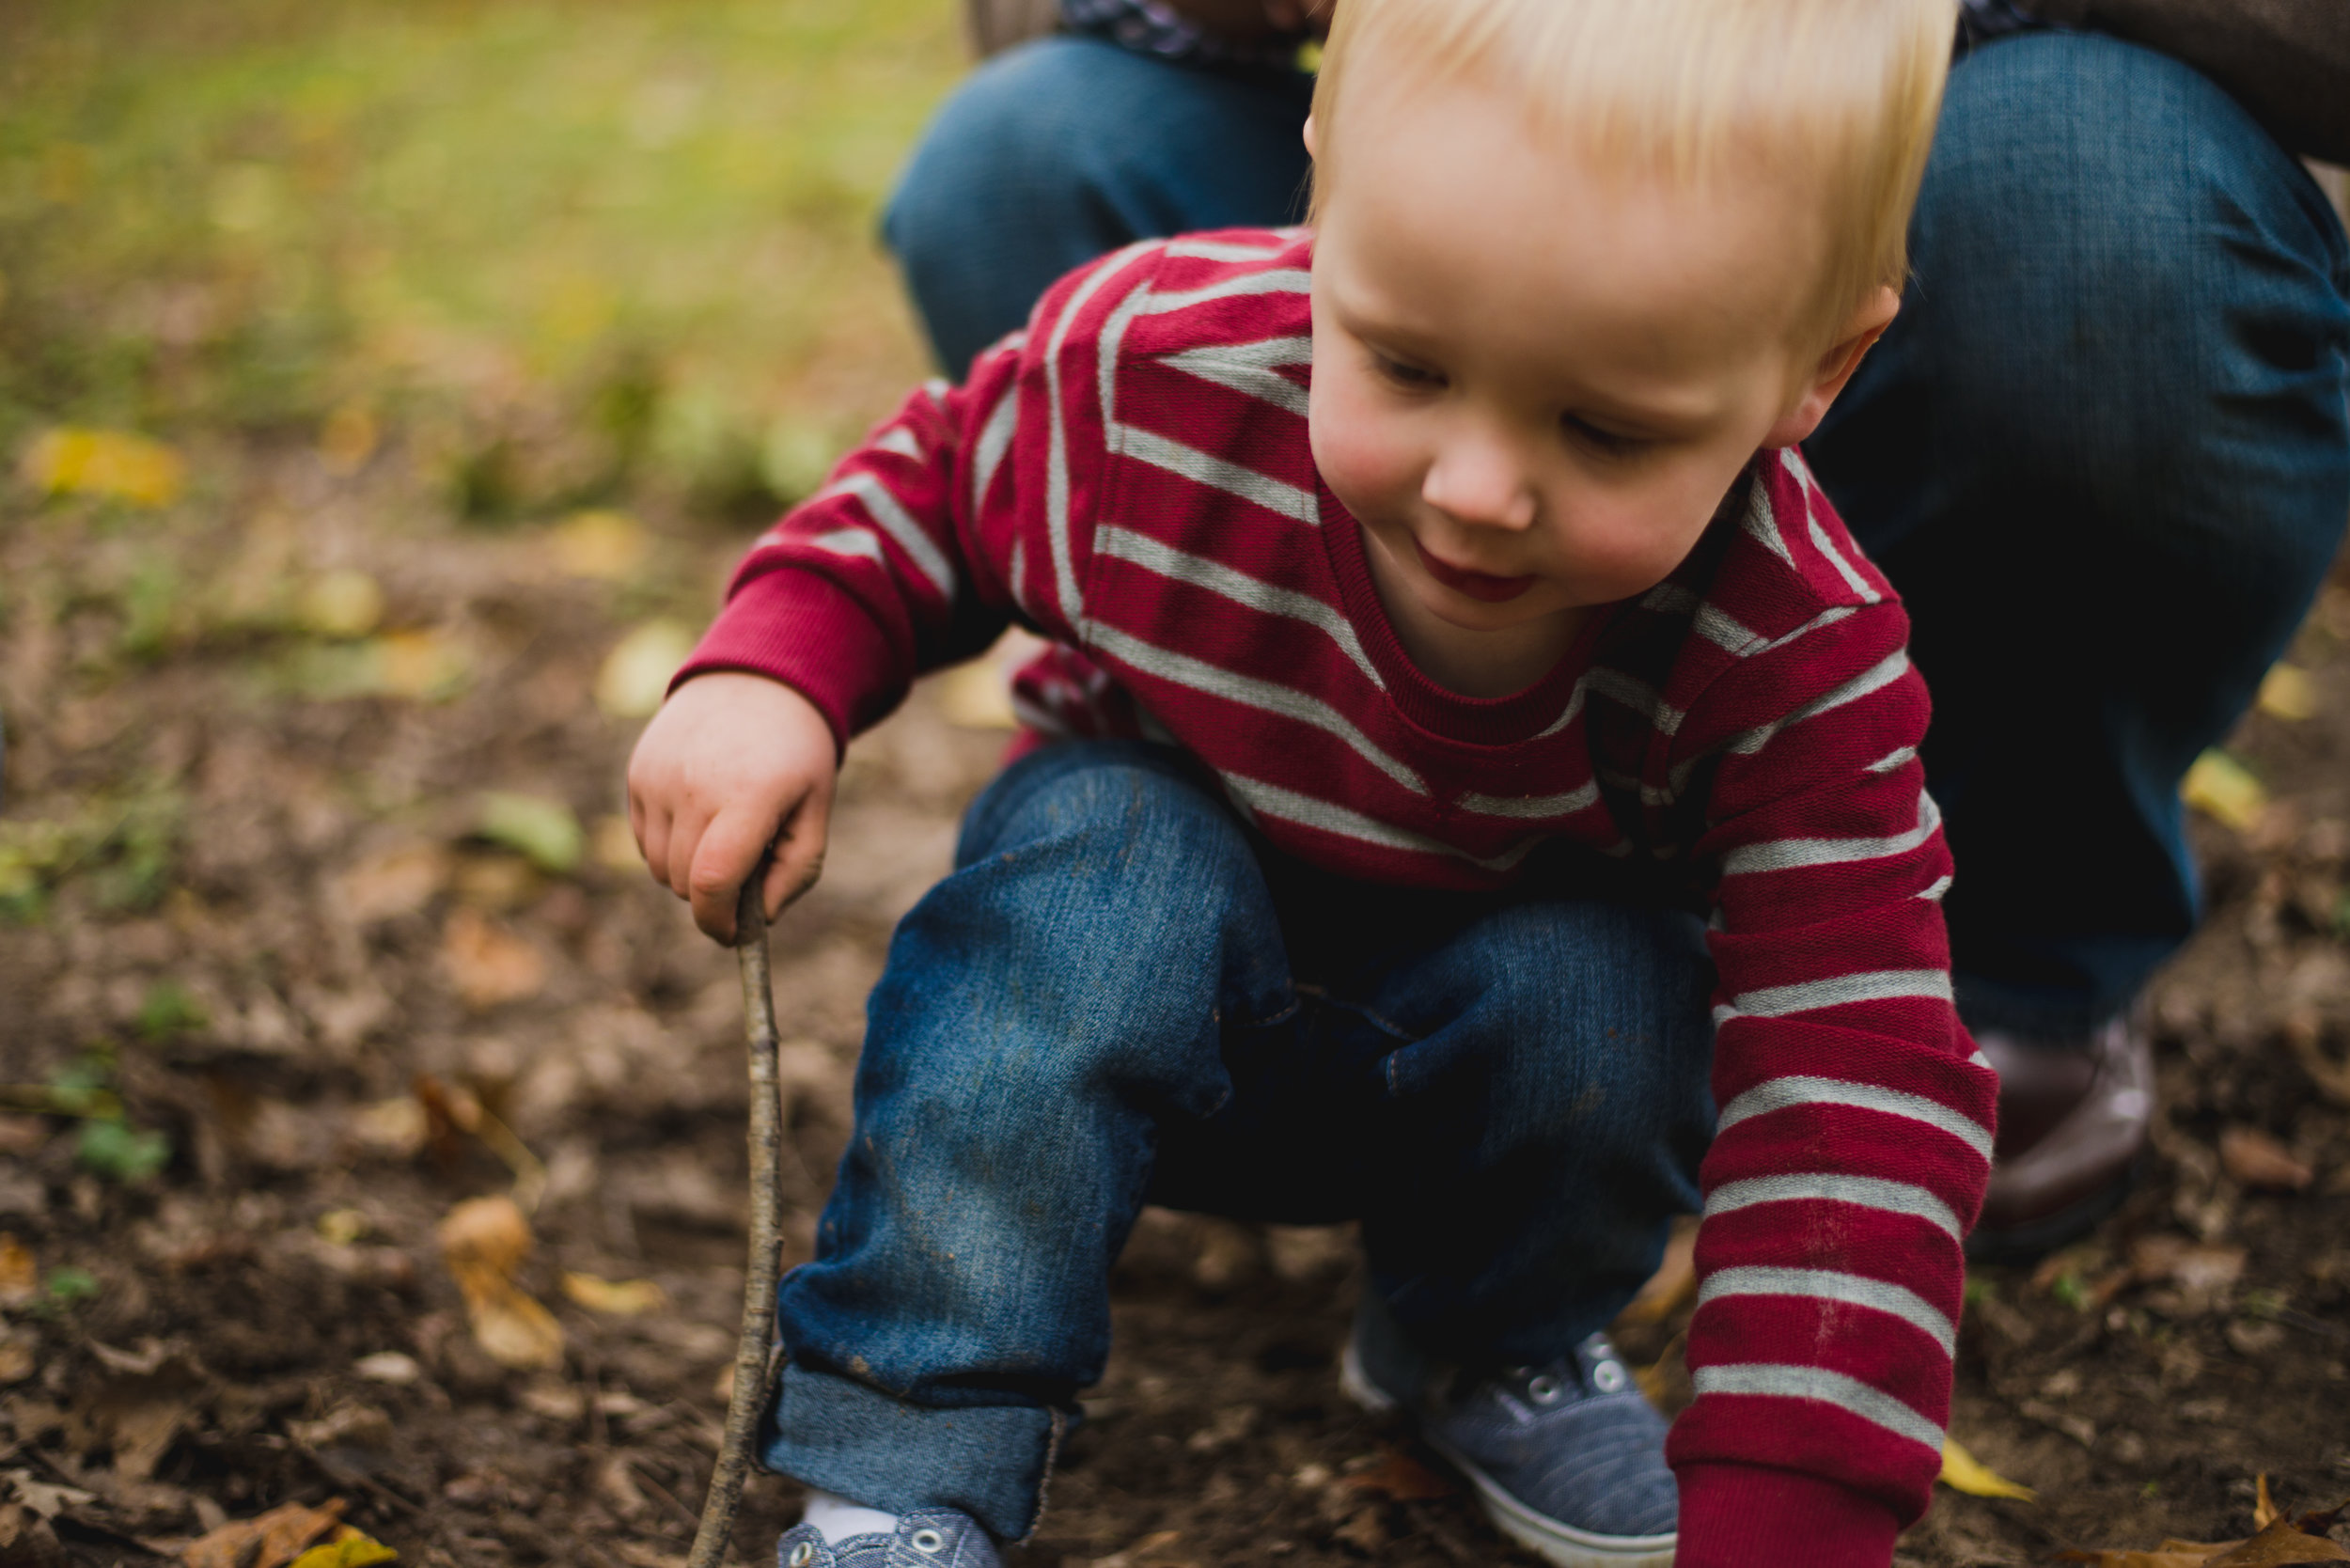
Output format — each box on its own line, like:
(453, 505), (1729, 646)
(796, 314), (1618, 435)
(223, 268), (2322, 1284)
(688, 876), (786, 1568)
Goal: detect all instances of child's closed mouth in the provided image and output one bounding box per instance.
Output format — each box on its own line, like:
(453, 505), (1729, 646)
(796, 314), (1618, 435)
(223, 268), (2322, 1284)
(1415, 539), (1536, 602)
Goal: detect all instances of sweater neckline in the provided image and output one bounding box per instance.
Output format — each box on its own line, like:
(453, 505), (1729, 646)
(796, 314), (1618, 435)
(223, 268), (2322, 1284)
(1315, 472), (1608, 749)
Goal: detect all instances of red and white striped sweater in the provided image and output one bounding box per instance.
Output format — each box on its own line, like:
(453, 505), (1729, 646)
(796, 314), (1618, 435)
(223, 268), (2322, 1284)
(682, 230), (1998, 1566)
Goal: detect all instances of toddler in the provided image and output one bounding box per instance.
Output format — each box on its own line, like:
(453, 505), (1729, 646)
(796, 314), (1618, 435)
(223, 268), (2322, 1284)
(628, 0), (1998, 1562)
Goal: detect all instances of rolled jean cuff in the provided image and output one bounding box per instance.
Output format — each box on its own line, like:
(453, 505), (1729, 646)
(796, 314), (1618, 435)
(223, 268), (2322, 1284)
(759, 1356), (1067, 1543)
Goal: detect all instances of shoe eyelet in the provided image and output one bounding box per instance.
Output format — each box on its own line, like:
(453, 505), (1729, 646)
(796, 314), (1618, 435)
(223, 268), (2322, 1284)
(912, 1528), (946, 1554)
(788, 1544), (816, 1567)
(1525, 1372), (1563, 1403)
(1591, 1361), (1627, 1393)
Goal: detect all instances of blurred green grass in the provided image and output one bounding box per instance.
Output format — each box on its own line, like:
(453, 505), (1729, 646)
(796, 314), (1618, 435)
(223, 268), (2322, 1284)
(0, 0), (964, 515)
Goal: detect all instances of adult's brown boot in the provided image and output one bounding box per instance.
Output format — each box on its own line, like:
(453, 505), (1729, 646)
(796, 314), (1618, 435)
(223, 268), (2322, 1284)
(1966, 1014), (2154, 1262)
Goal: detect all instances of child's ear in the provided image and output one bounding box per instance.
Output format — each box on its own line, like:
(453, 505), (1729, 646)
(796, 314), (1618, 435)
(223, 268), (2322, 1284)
(1760, 285), (1901, 448)
(1303, 114), (1319, 160)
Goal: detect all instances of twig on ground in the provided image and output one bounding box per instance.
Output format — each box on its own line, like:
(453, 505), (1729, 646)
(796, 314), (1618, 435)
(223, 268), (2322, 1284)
(686, 875), (786, 1568)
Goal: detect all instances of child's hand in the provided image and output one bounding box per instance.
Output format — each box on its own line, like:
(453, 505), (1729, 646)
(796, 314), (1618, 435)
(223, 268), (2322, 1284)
(626, 672), (838, 943)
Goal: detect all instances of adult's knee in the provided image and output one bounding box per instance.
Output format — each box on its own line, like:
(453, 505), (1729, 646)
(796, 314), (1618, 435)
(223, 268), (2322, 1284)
(1903, 32), (2349, 497)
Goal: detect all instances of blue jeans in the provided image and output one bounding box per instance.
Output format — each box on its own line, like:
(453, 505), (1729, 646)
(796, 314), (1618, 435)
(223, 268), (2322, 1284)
(762, 741), (1716, 1538)
(885, 29), (2350, 1033)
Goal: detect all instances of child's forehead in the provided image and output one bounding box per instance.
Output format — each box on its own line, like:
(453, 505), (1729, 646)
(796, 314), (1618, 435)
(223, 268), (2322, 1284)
(1317, 82), (1822, 377)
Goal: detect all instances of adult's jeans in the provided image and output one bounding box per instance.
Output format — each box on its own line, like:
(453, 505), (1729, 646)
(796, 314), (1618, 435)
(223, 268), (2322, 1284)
(761, 741), (1716, 1538)
(884, 29), (2350, 1033)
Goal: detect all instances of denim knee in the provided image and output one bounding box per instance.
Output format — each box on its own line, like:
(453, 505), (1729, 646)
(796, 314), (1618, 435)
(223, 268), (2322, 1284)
(1855, 30), (2350, 554)
(884, 37), (1313, 368)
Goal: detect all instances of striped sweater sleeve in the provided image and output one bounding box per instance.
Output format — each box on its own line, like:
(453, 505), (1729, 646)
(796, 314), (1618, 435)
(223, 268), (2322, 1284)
(1666, 595), (1998, 1567)
(673, 245), (1149, 744)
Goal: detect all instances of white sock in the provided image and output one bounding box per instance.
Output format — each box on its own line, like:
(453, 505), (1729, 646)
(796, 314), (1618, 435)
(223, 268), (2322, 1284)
(801, 1489), (901, 1543)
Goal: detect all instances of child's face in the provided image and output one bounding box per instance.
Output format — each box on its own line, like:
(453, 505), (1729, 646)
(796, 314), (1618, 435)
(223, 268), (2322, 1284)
(1307, 71), (1874, 655)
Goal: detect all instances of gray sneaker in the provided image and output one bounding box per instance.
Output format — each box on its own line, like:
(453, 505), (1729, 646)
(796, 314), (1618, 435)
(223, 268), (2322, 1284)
(776, 1509), (1001, 1568)
(1340, 1299), (1677, 1568)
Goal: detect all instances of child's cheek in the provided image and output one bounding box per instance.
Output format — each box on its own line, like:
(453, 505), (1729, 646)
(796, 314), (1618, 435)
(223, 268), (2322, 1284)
(1309, 376), (1419, 520)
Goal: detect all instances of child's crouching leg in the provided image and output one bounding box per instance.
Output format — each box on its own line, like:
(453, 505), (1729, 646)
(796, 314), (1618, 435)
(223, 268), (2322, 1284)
(763, 740), (1291, 1543)
(1358, 896), (1716, 1372)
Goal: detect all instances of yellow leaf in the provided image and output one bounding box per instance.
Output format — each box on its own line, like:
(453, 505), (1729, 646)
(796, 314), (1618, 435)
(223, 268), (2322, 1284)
(2256, 664), (2316, 722)
(319, 405), (380, 475)
(561, 1271), (668, 1315)
(0, 1233), (36, 1309)
(373, 630), (470, 700)
(299, 570), (384, 640)
(439, 1196), (564, 1371)
(2182, 750), (2266, 832)
(289, 1528), (399, 1568)
(552, 510), (650, 580)
(21, 426), (186, 507)
(596, 620), (696, 718)
(591, 814), (643, 873)
(935, 662), (1015, 729)
(1938, 1434), (2036, 1501)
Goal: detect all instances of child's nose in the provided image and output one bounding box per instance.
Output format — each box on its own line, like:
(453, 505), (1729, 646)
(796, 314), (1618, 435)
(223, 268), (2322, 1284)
(1422, 433), (1538, 532)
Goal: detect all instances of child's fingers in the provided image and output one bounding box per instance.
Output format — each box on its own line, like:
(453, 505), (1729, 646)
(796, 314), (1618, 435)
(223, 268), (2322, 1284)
(761, 786), (834, 919)
(687, 802), (784, 942)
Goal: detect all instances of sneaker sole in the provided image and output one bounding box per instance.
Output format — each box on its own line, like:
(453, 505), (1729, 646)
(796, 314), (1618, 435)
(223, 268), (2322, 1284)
(1340, 1341), (1678, 1568)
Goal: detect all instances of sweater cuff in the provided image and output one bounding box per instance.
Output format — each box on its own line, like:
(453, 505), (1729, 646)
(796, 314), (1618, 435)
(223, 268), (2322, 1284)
(672, 568), (901, 756)
(1674, 1463), (1903, 1568)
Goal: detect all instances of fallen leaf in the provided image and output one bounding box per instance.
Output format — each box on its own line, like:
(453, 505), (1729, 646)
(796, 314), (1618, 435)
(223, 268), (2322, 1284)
(933, 661), (1015, 729)
(2257, 663), (2317, 722)
(551, 509), (650, 580)
(2204, 1515), (2350, 1565)
(591, 813), (643, 873)
(2054, 1553), (2217, 1568)
(438, 1195), (563, 1371)
(440, 907), (546, 1010)
(2255, 1475), (2280, 1530)
(476, 792), (582, 874)
(372, 630), (470, 700)
(595, 620), (695, 719)
(2129, 1235), (2248, 1307)
(352, 1352), (421, 1385)
(76, 1341), (207, 1479)
(1619, 1215), (1698, 1325)
(1938, 1434), (2036, 1501)
(2183, 750), (2267, 832)
(334, 844), (449, 924)
(315, 1209), (368, 1247)
(298, 571), (384, 640)
(2218, 1127), (2313, 1193)
(319, 403), (380, 474)
(0, 1471), (95, 1520)
(1343, 1448), (1452, 1502)
(20, 427), (185, 507)
(0, 1235), (35, 1309)
(180, 1498), (347, 1568)
(288, 1530), (397, 1568)
(350, 1096), (428, 1158)
(560, 1271), (667, 1315)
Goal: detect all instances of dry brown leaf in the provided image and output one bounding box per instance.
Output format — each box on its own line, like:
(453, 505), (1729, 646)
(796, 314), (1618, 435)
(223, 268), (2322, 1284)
(2203, 1516), (2350, 1565)
(2056, 1554), (2218, 1568)
(0, 1234), (36, 1309)
(438, 1196), (563, 1371)
(1343, 1449), (1453, 1503)
(2219, 1128), (2314, 1193)
(180, 1497), (347, 1568)
(2257, 1475), (2281, 1530)
(440, 907), (545, 1010)
(334, 844), (449, 924)
(2128, 1236), (2248, 1305)
(559, 1271), (667, 1316)
(78, 1343), (208, 1481)
(0, 1502), (68, 1568)
(1619, 1215), (1698, 1325)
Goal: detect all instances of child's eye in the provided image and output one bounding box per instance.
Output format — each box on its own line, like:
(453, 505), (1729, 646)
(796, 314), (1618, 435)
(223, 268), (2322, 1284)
(1562, 414), (1649, 456)
(1371, 353), (1444, 391)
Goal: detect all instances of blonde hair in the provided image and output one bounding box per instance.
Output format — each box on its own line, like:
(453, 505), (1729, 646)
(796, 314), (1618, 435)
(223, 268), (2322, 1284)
(1307, 0), (1956, 359)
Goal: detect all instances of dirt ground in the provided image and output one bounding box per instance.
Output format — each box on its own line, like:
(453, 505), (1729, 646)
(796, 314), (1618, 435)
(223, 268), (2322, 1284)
(3, 432), (2348, 1568)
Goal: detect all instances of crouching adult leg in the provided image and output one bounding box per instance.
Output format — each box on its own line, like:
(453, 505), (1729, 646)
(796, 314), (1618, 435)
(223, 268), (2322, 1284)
(1806, 30), (2350, 1246)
